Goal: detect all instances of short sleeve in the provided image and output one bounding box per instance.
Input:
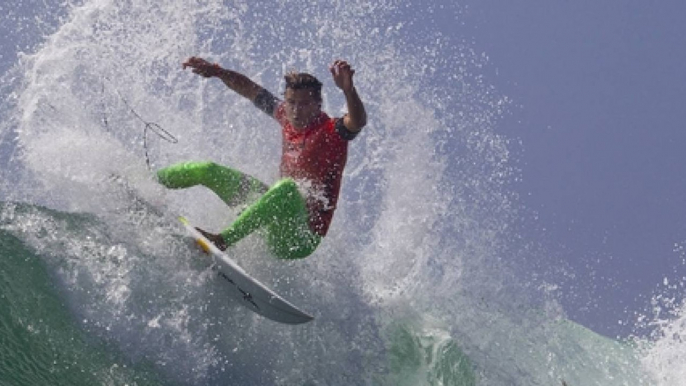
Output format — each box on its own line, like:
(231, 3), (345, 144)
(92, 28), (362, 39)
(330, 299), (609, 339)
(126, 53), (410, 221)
(334, 117), (359, 140)
(253, 89), (280, 117)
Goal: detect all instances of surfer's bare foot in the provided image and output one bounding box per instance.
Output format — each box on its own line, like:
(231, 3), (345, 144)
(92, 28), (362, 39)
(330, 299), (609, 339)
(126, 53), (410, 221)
(195, 227), (228, 251)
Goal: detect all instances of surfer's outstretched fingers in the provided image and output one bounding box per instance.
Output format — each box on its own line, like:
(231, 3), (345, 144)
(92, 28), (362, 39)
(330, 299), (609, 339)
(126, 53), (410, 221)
(182, 57), (222, 77)
(182, 56), (207, 69)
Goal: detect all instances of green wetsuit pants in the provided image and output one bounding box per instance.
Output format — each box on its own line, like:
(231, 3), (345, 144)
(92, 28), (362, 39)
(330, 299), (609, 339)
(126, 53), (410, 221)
(157, 161), (321, 259)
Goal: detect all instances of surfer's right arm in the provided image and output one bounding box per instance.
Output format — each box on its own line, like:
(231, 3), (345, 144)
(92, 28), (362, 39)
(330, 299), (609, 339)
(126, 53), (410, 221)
(182, 57), (278, 116)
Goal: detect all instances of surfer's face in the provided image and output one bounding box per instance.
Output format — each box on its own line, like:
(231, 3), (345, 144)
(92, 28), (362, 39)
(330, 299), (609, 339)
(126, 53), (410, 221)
(284, 88), (321, 129)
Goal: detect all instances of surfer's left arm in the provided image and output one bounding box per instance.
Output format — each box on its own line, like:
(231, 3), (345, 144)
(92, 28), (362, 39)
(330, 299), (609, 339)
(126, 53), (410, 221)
(330, 60), (367, 132)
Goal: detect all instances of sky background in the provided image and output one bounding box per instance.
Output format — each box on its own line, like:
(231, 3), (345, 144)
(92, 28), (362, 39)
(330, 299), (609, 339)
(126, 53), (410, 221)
(1, 0), (685, 338)
(457, 0), (686, 337)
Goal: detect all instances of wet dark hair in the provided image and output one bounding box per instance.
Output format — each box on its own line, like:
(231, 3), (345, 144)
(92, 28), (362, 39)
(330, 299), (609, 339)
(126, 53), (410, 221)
(284, 72), (322, 101)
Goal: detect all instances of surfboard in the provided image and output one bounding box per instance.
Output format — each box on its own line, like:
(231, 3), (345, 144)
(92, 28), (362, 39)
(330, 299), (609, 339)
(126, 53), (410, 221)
(178, 217), (314, 325)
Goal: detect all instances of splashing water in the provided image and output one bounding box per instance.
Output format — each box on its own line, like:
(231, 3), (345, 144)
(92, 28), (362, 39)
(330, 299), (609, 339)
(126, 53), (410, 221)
(0, 0), (678, 385)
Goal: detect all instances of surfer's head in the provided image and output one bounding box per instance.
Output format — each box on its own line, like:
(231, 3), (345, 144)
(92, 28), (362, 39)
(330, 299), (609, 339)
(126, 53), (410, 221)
(283, 72), (323, 129)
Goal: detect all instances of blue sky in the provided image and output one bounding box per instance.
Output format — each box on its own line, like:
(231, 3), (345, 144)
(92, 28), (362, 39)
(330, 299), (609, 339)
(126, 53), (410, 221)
(457, 0), (686, 336)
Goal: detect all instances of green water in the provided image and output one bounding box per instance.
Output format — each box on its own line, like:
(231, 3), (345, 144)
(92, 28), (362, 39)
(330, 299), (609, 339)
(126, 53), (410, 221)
(383, 322), (476, 386)
(0, 229), (165, 386)
(0, 202), (654, 385)
(0, 202), (480, 385)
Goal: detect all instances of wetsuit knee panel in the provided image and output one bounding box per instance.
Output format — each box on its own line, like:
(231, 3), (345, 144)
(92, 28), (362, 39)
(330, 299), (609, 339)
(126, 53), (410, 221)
(271, 178), (299, 192)
(265, 178), (307, 210)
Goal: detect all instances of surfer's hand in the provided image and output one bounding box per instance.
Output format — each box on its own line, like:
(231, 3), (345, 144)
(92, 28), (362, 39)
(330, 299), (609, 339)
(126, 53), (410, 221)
(195, 227), (228, 251)
(330, 60), (355, 92)
(183, 57), (223, 78)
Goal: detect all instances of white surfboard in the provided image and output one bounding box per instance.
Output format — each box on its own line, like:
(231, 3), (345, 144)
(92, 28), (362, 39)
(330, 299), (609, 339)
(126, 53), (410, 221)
(179, 217), (314, 324)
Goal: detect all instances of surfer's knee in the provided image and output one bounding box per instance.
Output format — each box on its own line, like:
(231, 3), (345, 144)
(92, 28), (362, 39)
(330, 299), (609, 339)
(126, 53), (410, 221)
(271, 178), (299, 194)
(265, 178), (303, 206)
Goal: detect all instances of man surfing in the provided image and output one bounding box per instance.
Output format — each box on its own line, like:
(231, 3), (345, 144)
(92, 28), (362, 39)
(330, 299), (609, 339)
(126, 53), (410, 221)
(157, 57), (367, 259)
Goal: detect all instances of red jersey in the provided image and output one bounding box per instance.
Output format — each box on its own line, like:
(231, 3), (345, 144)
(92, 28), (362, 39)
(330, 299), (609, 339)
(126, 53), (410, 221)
(274, 103), (351, 236)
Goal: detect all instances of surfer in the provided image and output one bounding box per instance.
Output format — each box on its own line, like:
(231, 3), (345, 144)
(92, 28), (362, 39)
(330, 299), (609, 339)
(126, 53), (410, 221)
(157, 57), (367, 259)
